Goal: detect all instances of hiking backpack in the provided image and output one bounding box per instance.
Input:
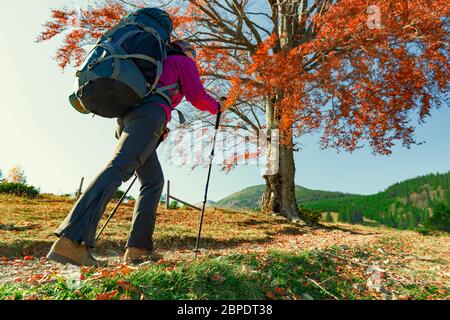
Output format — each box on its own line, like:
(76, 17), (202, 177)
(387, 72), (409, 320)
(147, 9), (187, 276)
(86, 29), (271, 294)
(69, 8), (179, 118)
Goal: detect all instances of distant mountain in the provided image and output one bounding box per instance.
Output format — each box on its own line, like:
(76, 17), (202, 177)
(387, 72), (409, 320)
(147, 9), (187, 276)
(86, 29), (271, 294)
(214, 172), (450, 231)
(304, 171), (450, 230)
(194, 200), (216, 208)
(214, 185), (354, 210)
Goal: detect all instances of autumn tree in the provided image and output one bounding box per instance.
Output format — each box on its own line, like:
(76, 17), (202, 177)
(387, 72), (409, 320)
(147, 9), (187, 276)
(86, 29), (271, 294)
(39, 0), (449, 219)
(6, 165), (27, 184)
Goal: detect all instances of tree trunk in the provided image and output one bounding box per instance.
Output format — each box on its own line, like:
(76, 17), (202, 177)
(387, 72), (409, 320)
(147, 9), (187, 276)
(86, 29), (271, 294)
(279, 131), (300, 218)
(261, 173), (281, 213)
(261, 134), (299, 219)
(261, 96), (300, 219)
(261, 2), (301, 220)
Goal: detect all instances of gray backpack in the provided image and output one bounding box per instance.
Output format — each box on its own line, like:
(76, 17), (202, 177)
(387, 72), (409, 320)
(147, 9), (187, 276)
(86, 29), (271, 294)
(69, 8), (179, 119)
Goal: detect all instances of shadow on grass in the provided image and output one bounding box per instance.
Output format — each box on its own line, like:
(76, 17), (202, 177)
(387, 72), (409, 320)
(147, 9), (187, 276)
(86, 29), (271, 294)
(236, 217), (308, 236)
(0, 234), (277, 258)
(0, 240), (52, 258)
(1, 210), (381, 259)
(0, 221), (371, 258)
(361, 220), (383, 228)
(309, 223), (378, 235)
(153, 234), (274, 251)
(0, 238), (130, 258)
(236, 217), (289, 228)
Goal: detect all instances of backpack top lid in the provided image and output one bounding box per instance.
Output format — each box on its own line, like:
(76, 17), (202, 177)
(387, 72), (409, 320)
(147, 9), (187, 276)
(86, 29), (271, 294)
(134, 8), (173, 36)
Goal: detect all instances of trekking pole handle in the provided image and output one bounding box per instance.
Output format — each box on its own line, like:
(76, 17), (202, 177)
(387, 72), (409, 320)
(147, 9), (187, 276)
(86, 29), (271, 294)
(215, 97), (226, 130)
(215, 111), (222, 130)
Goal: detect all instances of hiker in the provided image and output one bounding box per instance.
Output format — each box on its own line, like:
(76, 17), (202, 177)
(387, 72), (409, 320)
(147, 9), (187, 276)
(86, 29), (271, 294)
(47, 11), (225, 267)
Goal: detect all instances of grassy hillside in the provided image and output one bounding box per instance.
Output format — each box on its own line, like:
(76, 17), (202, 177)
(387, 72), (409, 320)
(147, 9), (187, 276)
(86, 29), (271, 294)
(304, 172), (450, 230)
(215, 185), (354, 210)
(0, 194), (448, 300)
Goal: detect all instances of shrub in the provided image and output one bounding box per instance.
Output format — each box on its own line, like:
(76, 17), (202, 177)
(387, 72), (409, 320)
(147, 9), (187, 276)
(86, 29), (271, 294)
(416, 227), (431, 236)
(325, 212), (334, 223)
(0, 182), (40, 198)
(113, 189), (126, 201)
(113, 189), (135, 202)
(169, 200), (179, 210)
(299, 206), (321, 224)
(424, 203), (450, 233)
(349, 211), (364, 225)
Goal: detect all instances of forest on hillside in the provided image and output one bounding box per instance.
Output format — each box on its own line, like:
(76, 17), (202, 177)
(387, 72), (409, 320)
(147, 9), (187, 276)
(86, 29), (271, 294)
(215, 185), (353, 210)
(304, 172), (450, 231)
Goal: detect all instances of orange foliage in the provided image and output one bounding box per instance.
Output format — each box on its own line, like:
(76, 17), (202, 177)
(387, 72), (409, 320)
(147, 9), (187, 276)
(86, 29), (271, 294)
(38, 0), (449, 156)
(37, 1), (127, 68)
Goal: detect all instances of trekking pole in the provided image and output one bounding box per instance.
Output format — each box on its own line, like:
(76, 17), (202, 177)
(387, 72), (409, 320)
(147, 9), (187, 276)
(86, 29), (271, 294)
(96, 125), (169, 241)
(96, 174), (138, 241)
(195, 109), (222, 258)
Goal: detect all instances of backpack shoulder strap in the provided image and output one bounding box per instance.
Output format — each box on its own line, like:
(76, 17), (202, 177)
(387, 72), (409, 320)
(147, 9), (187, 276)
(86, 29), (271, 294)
(174, 109), (186, 125)
(125, 21), (166, 92)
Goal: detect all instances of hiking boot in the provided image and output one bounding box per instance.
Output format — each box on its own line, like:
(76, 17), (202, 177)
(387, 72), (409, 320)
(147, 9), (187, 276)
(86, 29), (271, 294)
(47, 237), (108, 267)
(124, 247), (163, 265)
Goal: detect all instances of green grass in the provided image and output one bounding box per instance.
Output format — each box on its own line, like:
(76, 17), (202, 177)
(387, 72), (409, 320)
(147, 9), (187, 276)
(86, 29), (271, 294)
(1, 194), (448, 300)
(0, 249), (371, 300)
(1, 242), (449, 300)
(11, 242), (447, 301)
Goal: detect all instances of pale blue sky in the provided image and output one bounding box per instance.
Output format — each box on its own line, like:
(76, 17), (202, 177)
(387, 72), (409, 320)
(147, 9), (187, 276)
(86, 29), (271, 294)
(0, 1), (449, 204)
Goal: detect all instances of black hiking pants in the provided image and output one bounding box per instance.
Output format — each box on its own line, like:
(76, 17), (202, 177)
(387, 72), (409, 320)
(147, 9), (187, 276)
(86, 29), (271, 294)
(55, 102), (167, 251)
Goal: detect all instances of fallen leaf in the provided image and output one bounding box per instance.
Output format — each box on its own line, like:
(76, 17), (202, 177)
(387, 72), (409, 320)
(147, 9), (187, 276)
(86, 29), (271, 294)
(211, 273), (225, 283)
(274, 287), (287, 296)
(116, 280), (138, 293)
(265, 291), (276, 300)
(94, 290), (119, 300)
(165, 266), (175, 272)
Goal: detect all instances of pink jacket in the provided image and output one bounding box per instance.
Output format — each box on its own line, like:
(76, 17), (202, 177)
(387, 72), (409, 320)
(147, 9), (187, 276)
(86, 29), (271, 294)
(155, 55), (219, 122)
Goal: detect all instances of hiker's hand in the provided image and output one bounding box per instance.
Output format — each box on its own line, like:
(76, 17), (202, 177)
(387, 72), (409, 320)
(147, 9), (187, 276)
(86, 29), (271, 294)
(162, 128), (171, 141)
(217, 97), (227, 113)
(158, 128), (170, 146)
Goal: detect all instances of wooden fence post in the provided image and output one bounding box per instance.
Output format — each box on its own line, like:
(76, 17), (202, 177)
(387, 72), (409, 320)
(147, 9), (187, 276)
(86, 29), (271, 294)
(76, 177), (85, 200)
(166, 180), (170, 210)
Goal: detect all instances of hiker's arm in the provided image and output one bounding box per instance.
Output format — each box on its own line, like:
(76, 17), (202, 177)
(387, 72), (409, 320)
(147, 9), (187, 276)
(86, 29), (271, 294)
(178, 57), (219, 114)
